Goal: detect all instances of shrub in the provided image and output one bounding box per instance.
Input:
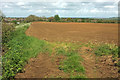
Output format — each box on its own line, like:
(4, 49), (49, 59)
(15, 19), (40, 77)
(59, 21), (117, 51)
(48, 17), (54, 22)
(11, 20), (17, 24)
(54, 15), (60, 22)
(2, 22), (15, 45)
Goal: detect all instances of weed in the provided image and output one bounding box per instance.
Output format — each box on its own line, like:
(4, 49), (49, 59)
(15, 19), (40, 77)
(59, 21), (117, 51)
(92, 43), (118, 57)
(2, 24), (53, 79)
(59, 54), (85, 73)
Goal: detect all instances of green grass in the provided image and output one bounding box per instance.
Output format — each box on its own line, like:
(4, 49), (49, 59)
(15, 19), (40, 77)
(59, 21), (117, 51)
(2, 23), (53, 79)
(59, 54), (84, 73)
(0, 76), (2, 80)
(93, 43), (118, 57)
(54, 42), (85, 77)
(70, 75), (86, 79)
(2, 23), (85, 79)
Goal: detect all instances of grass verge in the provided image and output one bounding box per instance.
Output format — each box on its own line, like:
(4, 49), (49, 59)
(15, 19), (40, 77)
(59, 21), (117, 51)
(2, 23), (85, 79)
(2, 23), (52, 79)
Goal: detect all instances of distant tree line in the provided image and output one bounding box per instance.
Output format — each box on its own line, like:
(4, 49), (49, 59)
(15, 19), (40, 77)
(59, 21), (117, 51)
(3, 14), (118, 24)
(24, 14), (118, 23)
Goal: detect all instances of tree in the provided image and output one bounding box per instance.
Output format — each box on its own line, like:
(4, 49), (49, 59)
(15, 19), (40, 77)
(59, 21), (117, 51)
(48, 17), (54, 22)
(54, 15), (60, 22)
(11, 20), (17, 24)
(25, 15), (40, 22)
(75, 19), (78, 22)
(67, 18), (71, 22)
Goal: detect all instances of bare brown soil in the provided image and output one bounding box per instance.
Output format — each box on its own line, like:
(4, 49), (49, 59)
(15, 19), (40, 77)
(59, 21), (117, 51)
(15, 53), (70, 78)
(80, 47), (118, 78)
(16, 22), (118, 78)
(26, 22), (118, 44)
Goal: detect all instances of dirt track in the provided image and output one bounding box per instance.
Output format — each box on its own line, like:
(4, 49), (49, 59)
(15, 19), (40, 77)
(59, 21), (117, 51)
(15, 53), (69, 78)
(26, 22), (118, 44)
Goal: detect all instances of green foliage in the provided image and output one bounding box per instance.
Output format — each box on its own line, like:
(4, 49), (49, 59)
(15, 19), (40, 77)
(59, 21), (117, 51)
(25, 15), (40, 22)
(75, 19), (78, 22)
(53, 42), (85, 77)
(55, 47), (66, 55)
(2, 22), (15, 44)
(2, 24), (52, 79)
(67, 18), (72, 22)
(11, 20), (17, 24)
(117, 61), (120, 67)
(93, 44), (118, 57)
(54, 15), (60, 22)
(59, 54), (85, 73)
(48, 17), (54, 22)
(2, 20), (118, 79)
(55, 42), (80, 56)
(2, 23), (85, 79)
(70, 75), (87, 79)
(56, 44), (84, 73)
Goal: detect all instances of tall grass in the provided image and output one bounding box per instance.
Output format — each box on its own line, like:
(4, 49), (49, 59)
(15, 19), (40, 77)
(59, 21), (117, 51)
(2, 24), (52, 79)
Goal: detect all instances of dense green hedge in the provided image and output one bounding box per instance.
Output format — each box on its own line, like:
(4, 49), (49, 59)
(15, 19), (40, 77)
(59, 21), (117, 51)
(2, 23), (15, 44)
(2, 24), (52, 79)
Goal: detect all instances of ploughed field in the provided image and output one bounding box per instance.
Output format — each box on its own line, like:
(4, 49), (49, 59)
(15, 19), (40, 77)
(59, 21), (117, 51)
(26, 22), (118, 44)
(14, 22), (118, 78)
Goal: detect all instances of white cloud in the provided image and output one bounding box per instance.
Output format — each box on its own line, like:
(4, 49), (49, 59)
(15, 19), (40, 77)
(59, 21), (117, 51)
(55, 10), (65, 15)
(43, 7), (46, 8)
(36, 10), (42, 13)
(90, 8), (106, 13)
(21, 5), (32, 9)
(1, 0), (118, 2)
(104, 5), (116, 8)
(114, 0), (120, 5)
(55, 10), (59, 13)
(1, 1), (118, 18)
(35, 10), (51, 14)
(82, 3), (85, 5)
(114, 11), (118, 14)
(52, 0), (67, 8)
(28, 10), (33, 12)
(1, 3), (12, 8)
(90, 9), (98, 13)
(4, 5), (10, 8)
(95, 0), (116, 2)
(16, 2), (25, 6)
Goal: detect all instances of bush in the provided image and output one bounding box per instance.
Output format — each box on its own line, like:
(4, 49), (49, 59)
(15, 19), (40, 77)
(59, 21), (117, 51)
(11, 20), (17, 24)
(2, 22), (15, 44)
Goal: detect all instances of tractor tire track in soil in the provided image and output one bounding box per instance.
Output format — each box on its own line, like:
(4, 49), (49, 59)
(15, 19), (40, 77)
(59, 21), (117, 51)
(15, 53), (69, 78)
(80, 47), (118, 78)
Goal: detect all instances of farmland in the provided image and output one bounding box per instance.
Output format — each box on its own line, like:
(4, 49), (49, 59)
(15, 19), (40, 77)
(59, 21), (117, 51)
(2, 22), (119, 79)
(26, 22), (118, 44)
(1, 1), (119, 79)
(16, 22), (118, 78)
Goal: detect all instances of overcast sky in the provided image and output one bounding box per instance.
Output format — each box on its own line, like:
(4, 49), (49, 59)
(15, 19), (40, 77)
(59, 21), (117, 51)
(0, 0), (119, 18)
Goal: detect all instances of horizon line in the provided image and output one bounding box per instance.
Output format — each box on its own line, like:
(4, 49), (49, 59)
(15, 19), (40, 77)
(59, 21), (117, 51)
(5, 16), (118, 19)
